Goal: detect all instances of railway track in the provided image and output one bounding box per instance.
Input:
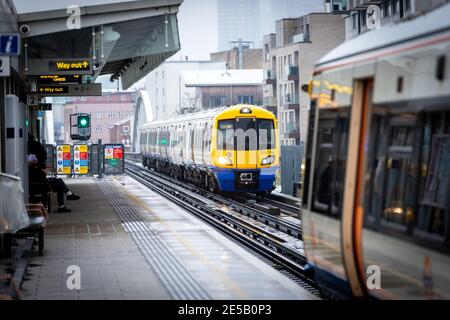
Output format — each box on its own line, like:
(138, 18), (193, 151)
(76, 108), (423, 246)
(124, 160), (319, 296)
(126, 157), (303, 239)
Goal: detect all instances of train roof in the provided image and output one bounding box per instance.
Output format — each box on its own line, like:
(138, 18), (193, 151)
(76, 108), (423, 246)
(141, 107), (227, 128)
(141, 105), (275, 129)
(316, 3), (450, 70)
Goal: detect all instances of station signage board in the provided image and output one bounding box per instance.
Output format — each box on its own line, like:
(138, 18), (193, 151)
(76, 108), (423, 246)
(36, 83), (101, 97)
(38, 75), (82, 84)
(49, 60), (91, 72)
(56, 144), (72, 175)
(73, 144), (89, 175)
(26, 94), (40, 106)
(0, 34), (20, 55)
(26, 58), (93, 75)
(0, 56), (10, 77)
(29, 103), (52, 111)
(103, 144), (125, 174)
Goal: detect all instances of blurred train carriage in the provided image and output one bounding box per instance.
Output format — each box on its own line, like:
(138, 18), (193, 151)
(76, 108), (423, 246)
(140, 104), (280, 193)
(301, 4), (450, 299)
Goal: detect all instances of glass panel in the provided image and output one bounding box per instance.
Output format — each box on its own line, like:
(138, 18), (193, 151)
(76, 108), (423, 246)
(217, 120), (235, 150)
(362, 109), (450, 299)
(258, 119), (275, 150)
(235, 118), (257, 151)
(311, 108), (350, 218)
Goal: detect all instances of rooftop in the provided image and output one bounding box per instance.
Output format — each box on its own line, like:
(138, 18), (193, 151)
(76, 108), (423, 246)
(183, 69), (263, 87)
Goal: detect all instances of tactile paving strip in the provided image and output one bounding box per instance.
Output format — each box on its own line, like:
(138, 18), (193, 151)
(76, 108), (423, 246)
(98, 181), (211, 300)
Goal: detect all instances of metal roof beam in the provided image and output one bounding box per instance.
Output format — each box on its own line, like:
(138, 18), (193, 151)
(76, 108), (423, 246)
(18, 0), (182, 37)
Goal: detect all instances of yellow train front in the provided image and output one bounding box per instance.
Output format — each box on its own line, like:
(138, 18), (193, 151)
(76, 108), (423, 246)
(211, 105), (279, 193)
(140, 104), (279, 194)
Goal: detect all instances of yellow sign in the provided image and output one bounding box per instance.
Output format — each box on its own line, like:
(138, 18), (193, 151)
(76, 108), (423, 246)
(53, 61), (90, 71)
(63, 167), (71, 174)
(39, 75), (80, 84)
(79, 145), (87, 152)
(63, 145), (70, 152)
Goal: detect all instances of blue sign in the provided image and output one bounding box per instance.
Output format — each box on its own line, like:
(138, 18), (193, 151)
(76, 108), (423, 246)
(0, 34), (20, 55)
(57, 160), (63, 165)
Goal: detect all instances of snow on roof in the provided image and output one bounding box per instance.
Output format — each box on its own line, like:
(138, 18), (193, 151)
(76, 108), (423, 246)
(182, 69), (263, 87)
(317, 3), (450, 67)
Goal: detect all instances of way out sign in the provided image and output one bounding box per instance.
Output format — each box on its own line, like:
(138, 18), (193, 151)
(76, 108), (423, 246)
(73, 144), (89, 175)
(56, 144), (72, 175)
(103, 144), (124, 174)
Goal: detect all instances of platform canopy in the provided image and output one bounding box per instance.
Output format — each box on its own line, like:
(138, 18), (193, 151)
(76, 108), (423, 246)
(15, 0), (182, 89)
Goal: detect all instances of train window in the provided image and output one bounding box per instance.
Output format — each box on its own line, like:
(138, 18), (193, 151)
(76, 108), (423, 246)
(311, 108), (350, 218)
(217, 120), (235, 150)
(363, 110), (450, 244)
(258, 119), (275, 150)
(235, 118), (257, 151)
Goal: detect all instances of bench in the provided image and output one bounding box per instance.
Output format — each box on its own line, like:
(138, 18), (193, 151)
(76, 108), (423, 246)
(11, 204), (48, 256)
(29, 182), (53, 213)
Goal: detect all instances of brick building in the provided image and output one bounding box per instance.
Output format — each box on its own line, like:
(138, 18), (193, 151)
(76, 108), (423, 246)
(63, 92), (135, 144)
(108, 117), (132, 150)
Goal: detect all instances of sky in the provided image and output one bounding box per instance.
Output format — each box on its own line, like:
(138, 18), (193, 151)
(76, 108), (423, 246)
(171, 0), (218, 61)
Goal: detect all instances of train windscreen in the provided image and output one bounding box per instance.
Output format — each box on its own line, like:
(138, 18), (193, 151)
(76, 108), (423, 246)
(217, 118), (275, 151)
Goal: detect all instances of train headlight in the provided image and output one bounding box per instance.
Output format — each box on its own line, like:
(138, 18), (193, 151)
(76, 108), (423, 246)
(218, 156), (233, 166)
(261, 155), (275, 165)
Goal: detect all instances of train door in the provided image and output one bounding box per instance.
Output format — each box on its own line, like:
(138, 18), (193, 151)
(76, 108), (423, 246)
(203, 122), (211, 166)
(235, 117), (258, 169)
(341, 79), (373, 297)
(189, 124), (195, 164)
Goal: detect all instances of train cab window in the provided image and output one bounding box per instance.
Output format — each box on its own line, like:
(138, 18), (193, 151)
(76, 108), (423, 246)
(258, 119), (275, 150)
(217, 120), (235, 150)
(311, 108), (350, 218)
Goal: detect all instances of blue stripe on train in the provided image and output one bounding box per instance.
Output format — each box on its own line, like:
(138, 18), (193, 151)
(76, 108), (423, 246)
(212, 166), (278, 192)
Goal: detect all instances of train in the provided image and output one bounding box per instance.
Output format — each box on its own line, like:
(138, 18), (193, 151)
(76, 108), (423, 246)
(139, 104), (280, 194)
(301, 4), (450, 299)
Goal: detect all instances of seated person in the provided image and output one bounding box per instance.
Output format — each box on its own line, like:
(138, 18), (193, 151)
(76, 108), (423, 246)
(28, 154), (80, 213)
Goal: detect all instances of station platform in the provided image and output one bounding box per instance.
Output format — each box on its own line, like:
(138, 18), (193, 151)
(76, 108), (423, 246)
(19, 175), (316, 300)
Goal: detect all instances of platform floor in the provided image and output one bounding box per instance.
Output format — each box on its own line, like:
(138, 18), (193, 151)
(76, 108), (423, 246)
(21, 175), (316, 300)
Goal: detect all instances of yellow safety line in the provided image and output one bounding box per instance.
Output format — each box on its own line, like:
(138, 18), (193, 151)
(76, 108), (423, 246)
(114, 177), (250, 300)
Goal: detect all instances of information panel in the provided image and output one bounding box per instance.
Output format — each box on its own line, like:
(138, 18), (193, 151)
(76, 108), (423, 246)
(73, 144), (89, 175)
(103, 144), (125, 174)
(56, 144), (72, 175)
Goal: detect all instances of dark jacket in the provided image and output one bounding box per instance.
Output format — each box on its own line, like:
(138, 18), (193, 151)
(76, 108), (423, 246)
(28, 139), (47, 169)
(28, 165), (51, 193)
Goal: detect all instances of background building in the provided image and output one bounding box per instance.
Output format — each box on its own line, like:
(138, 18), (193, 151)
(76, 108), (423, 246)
(63, 92), (135, 144)
(144, 60), (225, 120)
(108, 117), (132, 150)
(217, 0), (324, 50)
(326, 0), (450, 40)
(183, 69), (263, 108)
(263, 13), (345, 145)
(211, 39), (263, 69)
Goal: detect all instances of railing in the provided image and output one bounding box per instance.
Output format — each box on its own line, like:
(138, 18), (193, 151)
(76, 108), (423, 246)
(263, 96), (277, 106)
(286, 122), (299, 133)
(0, 173), (30, 234)
(264, 69), (276, 80)
(285, 93), (299, 104)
